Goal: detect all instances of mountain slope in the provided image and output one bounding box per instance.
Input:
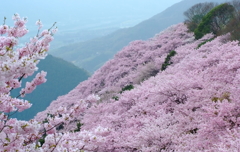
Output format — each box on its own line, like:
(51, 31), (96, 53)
(35, 22), (240, 151)
(35, 23), (194, 120)
(51, 0), (225, 73)
(12, 54), (89, 120)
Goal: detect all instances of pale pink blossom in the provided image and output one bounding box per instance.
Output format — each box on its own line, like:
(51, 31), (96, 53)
(0, 25), (8, 35)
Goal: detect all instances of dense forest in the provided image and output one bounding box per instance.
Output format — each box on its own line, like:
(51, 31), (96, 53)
(1, 1), (240, 151)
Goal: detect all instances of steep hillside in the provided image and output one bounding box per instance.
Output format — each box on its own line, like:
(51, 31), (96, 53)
(3, 1), (240, 151)
(12, 54), (89, 120)
(51, 0), (226, 73)
(35, 23), (194, 120)
(35, 21), (240, 151)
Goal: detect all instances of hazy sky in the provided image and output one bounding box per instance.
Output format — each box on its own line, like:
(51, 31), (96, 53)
(1, 0), (182, 31)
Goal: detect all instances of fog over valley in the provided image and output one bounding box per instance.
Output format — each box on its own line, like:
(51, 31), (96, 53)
(1, 0), (184, 53)
(1, 1), (181, 34)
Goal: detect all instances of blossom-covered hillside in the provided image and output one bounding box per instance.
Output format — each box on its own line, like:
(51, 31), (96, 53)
(35, 22), (240, 151)
(35, 23), (194, 120)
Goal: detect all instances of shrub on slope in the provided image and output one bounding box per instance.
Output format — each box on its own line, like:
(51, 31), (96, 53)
(194, 3), (235, 39)
(35, 24), (240, 151)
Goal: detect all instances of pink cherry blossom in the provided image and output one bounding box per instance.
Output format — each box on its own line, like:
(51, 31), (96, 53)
(0, 14), (57, 151)
(0, 25), (8, 35)
(36, 22), (240, 151)
(2, 8), (240, 151)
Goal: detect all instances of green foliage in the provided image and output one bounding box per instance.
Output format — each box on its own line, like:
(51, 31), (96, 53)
(74, 122), (83, 132)
(161, 50), (177, 71)
(120, 85), (134, 94)
(184, 2), (216, 32)
(42, 113), (53, 124)
(219, 12), (240, 41)
(112, 85), (134, 101)
(56, 123), (64, 131)
(42, 119), (48, 124)
(36, 131), (47, 148)
(192, 14), (204, 24)
(112, 96), (119, 101)
(47, 113), (54, 118)
(194, 3), (235, 39)
(196, 38), (214, 49)
(187, 14), (204, 31)
(194, 23), (210, 40)
(37, 138), (45, 147)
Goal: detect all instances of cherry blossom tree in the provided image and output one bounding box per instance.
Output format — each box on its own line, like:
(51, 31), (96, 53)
(35, 21), (240, 151)
(2, 10), (240, 151)
(0, 14), (111, 152)
(0, 14), (59, 151)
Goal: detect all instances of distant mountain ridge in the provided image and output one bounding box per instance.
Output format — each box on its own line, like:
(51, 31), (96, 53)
(51, 0), (226, 73)
(12, 54), (89, 120)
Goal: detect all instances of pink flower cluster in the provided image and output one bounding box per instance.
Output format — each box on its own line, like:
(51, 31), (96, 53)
(20, 71), (47, 96)
(0, 14), (58, 151)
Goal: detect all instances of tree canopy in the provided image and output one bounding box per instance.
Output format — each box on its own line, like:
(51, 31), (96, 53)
(184, 2), (216, 32)
(194, 3), (235, 39)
